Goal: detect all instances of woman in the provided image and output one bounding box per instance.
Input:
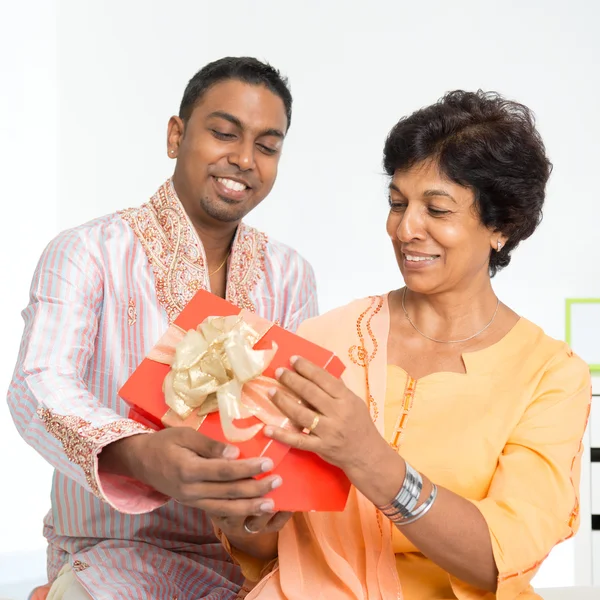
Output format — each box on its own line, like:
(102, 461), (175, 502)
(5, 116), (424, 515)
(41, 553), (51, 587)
(215, 91), (591, 599)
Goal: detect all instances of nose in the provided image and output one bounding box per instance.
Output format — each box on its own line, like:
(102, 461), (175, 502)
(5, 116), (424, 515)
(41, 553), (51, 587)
(395, 205), (426, 243)
(228, 140), (255, 171)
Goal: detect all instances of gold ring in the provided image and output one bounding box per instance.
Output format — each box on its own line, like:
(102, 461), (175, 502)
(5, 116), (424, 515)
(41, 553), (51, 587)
(308, 413), (320, 433)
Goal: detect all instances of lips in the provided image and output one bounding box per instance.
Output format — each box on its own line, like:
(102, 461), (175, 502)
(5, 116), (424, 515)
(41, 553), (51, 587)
(401, 251), (441, 270)
(404, 253), (439, 262)
(215, 176), (250, 192)
(211, 175), (253, 202)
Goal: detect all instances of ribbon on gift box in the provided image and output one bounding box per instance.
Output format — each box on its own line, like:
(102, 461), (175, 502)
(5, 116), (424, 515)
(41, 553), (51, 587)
(147, 310), (299, 442)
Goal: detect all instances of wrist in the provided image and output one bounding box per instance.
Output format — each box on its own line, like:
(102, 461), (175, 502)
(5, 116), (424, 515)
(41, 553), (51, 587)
(345, 439), (406, 507)
(224, 529), (279, 561)
(99, 433), (149, 481)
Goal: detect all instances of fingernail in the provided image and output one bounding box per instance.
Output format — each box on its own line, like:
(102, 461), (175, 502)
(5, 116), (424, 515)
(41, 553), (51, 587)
(271, 476), (283, 489)
(267, 388), (276, 398)
(222, 445), (240, 459)
(275, 367), (284, 379)
(261, 458), (274, 472)
(260, 500), (275, 513)
(290, 356), (299, 365)
(264, 426), (274, 437)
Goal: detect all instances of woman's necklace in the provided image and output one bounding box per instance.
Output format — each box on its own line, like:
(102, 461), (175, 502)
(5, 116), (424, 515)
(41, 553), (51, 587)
(208, 251), (231, 277)
(401, 287), (500, 344)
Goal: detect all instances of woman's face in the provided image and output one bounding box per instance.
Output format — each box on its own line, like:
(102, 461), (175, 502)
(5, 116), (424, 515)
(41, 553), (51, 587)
(386, 160), (503, 295)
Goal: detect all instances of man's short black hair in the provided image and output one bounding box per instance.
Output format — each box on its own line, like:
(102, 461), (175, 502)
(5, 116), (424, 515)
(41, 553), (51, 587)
(179, 56), (292, 130)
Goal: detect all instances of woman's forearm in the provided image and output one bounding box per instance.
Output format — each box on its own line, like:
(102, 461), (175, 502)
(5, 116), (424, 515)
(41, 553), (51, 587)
(347, 440), (498, 592)
(400, 484), (497, 591)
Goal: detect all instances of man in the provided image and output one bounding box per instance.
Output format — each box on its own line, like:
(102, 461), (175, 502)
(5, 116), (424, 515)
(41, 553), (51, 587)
(8, 57), (317, 599)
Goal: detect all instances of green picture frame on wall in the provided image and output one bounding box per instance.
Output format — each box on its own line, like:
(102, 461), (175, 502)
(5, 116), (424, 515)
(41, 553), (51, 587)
(565, 298), (600, 373)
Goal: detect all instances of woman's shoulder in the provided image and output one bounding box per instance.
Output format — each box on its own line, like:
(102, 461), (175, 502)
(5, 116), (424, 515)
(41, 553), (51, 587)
(296, 295), (384, 344)
(512, 318), (590, 390)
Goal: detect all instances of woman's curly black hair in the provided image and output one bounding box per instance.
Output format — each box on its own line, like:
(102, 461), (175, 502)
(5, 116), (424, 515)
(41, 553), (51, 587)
(383, 90), (552, 276)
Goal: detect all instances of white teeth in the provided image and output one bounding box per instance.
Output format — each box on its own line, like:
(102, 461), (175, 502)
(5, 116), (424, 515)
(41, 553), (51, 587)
(405, 254), (437, 262)
(216, 177), (247, 192)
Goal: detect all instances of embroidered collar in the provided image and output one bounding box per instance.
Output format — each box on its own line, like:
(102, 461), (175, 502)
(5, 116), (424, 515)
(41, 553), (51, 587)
(120, 179), (267, 322)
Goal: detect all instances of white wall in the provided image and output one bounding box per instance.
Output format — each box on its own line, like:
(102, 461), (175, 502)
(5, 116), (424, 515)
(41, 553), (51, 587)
(2, 0), (599, 592)
(0, 0), (58, 591)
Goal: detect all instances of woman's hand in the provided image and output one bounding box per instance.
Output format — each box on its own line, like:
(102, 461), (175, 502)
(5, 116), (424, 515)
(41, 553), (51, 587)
(265, 357), (499, 592)
(264, 356), (392, 482)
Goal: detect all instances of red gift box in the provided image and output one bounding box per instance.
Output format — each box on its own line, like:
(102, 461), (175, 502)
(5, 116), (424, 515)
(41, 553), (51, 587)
(119, 290), (351, 511)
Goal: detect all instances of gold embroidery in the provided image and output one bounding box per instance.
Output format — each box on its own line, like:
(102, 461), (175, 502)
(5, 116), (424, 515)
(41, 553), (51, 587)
(119, 181), (206, 322)
(227, 224), (267, 313)
(127, 298), (137, 326)
(37, 407), (151, 499)
(72, 560), (90, 572)
(349, 299), (390, 542)
(389, 376), (417, 450)
(119, 180), (267, 322)
(349, 296), (383, 421)
(350, 296), (418, 448)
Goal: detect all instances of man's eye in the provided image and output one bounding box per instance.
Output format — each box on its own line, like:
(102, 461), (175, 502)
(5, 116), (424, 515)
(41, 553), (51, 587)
(211, 130), (236, 140)
(258, 144), (277, 155)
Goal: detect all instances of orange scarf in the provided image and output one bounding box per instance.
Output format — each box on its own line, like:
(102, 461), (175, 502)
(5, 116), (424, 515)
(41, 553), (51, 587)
(246, 295), (403, 600)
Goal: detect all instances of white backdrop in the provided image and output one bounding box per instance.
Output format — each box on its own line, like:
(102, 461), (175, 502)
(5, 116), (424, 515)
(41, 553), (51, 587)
(0, 0), (58, 592)
(2, 0), (600, 592)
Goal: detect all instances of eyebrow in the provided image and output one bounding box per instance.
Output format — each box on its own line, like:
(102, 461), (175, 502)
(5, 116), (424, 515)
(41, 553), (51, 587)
(207, 111), (285, 139)
(388, 183), (456, 203)
(423, 189), (456, 203)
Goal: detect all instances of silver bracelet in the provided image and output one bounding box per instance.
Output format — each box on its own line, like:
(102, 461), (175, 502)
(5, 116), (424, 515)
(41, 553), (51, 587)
(378, 461), (423, 520)
(395, 483), (438, 527)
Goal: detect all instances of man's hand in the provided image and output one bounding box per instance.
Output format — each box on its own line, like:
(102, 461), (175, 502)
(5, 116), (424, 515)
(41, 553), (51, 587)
(99, 427), (281, 516)
(210, 511), (293, 561)
(212, 511), (293, 539)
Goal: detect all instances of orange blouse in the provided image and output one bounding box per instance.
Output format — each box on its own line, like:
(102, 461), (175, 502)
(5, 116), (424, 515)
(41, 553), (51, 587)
(226, 296), (591, 600)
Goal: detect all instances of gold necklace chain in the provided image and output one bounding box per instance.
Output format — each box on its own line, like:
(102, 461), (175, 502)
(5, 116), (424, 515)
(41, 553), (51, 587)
(401, 287), (500, 344)
(208, 251), (231, 277)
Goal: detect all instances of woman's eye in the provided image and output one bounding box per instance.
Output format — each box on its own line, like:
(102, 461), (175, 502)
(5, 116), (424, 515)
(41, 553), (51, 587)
(388, 199), (406, 210)
(429, 208), (450, 216)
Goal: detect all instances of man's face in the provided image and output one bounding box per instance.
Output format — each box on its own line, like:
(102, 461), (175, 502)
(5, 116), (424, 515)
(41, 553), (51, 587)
(169, 79), (288, 225)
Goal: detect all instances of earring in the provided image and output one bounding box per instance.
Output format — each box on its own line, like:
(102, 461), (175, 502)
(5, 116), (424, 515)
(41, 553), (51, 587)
(169, 149), (175, 155)
(497, 240), (503, 252)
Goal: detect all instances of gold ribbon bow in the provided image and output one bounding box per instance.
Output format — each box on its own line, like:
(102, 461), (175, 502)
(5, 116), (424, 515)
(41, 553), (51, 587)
(148, 312), (296, 442)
